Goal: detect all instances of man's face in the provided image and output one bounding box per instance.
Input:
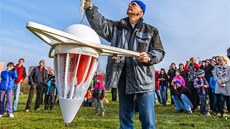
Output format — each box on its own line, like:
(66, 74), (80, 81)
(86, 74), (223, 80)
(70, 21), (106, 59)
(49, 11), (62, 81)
(127, 2), (143, 16)
(40, 62), (44, 67)
(18, 59), (24, 65)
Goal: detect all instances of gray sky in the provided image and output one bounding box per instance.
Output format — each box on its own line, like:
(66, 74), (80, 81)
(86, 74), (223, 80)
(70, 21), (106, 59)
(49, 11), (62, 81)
(1, 0), (229, 72)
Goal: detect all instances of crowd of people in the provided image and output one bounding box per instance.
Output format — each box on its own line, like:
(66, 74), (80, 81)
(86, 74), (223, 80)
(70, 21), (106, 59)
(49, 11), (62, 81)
(0, 59), (58, 117)
(155, 53), (230, 118)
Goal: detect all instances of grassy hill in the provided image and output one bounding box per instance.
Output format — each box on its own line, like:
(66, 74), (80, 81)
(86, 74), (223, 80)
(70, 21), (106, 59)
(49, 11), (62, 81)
(0, 91), (229, 129)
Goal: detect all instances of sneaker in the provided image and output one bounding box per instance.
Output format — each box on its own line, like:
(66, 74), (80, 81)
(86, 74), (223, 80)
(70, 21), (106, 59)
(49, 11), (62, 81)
(102, 112), (105, 117)
(9, 114), (14, 118)
(186, 110), (193, 114)
(204, 112), (211, 116)
(25, 109), (29, 112)
(35, 108), (40, 111)
(0, 114), (3, 117)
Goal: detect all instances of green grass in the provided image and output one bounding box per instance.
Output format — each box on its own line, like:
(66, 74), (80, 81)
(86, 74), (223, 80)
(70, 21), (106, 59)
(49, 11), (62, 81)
(0, 91), (230, 129)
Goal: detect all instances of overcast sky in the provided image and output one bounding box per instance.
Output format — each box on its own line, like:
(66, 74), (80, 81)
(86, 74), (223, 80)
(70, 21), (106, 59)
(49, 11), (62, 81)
(0, 0), (229, 72)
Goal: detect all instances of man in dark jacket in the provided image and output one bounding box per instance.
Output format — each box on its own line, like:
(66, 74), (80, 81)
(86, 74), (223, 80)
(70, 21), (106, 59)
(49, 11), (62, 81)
(171, 80), (194, 114)
(84, 0), (165, 128)
(25, 60), (48, 112)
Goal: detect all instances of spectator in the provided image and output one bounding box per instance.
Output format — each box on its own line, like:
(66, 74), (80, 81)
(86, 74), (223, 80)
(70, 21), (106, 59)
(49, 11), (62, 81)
(171, 80), (194, 114)
(84, 88), (93, 107)
(194, 69), (210, 116)
(93, 78), (105, 116)
(155, 70), (162, 104)
(178, 63), (187, 83)
(184, 57), (200, 108)
(25, 60), (48, 112)
(0, 62), (17, 117)
(13, 58), (27, 112)
(199, 61), (204, 69)
(167, 63), (177, 105)
(158, 68), (169, 106)
(203, 60), (214, 110)
(172, 70), (186, 87)
(213, 56), (230, 118)
(209, 69), (217, 115)
(44, 70), (57, 111)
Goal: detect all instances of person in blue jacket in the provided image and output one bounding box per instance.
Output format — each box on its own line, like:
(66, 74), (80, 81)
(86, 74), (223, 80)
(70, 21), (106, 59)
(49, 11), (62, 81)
(0, 62), (17, 117)
(209, 69), (217, 115)
(44, 70), (57, 111)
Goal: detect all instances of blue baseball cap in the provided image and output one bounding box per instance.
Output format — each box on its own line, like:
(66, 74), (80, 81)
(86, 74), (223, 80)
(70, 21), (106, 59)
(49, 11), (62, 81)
(131, 0), (146, 14)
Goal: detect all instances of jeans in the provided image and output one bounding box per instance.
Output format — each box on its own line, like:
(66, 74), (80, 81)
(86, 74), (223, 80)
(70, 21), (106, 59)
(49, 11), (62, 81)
(160, 85), (167, 106)
(94, 99), (105, 113)
(198, 94), (208, 114)
(13, 83), (21, 111)
(155, 90), (162, 104)
(118, 82), (156, 129)
(172, 94), (193, 111)
(0, 90), (13, 114)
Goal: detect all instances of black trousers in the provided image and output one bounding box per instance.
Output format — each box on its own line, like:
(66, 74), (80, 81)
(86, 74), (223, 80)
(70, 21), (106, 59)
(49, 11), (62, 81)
(44, 94), (55, 110)
(25, 83), (43, 110)
(111, 88), (117, 101)
(187, 81), (199, 108)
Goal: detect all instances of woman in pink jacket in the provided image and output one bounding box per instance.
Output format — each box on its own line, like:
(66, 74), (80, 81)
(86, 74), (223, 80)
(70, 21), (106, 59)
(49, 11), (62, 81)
(172, 70), (186, 87)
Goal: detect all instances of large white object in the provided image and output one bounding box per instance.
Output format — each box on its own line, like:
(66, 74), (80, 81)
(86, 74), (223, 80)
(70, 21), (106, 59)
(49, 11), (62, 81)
(26, 22), (140, 125)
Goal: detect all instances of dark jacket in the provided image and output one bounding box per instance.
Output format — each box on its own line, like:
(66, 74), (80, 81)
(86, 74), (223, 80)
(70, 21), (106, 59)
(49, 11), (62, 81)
(167, 68), (176, 83)
(29, 66), (48, 84)
(86, 6), (165, 94)
(0, 69), (17, 90)
(157, 74), (169, 86)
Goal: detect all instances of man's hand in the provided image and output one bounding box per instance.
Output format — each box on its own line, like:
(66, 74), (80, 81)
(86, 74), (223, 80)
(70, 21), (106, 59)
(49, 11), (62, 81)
(138, 52), (150, 63)
(84, 0), (93, 9)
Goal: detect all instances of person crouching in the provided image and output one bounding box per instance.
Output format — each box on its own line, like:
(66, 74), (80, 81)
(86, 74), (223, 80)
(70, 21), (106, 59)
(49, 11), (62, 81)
(171, 80), (194, 114)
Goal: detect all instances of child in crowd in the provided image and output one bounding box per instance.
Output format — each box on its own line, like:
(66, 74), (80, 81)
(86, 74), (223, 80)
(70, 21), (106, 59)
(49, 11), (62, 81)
(194, 69), (210, 116)
(44, 70), (57, 111)
(172, 70), (186, 87)
(84, 88), (93, 107)
(209, 69), (217, 115)
(0, 62), (17, 117)
(93, 78), (105, 116)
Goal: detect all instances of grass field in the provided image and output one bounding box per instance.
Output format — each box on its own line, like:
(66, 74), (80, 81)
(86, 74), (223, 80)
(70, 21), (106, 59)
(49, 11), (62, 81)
(0, 91), (229, 129)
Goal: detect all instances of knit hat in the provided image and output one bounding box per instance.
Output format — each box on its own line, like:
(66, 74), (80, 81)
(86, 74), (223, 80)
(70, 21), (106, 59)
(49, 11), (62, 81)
(39, 59), (45, 64)
(131, 0), (146, 14)
(196, 69), (205, 76)
(175, 80), (182, 85)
